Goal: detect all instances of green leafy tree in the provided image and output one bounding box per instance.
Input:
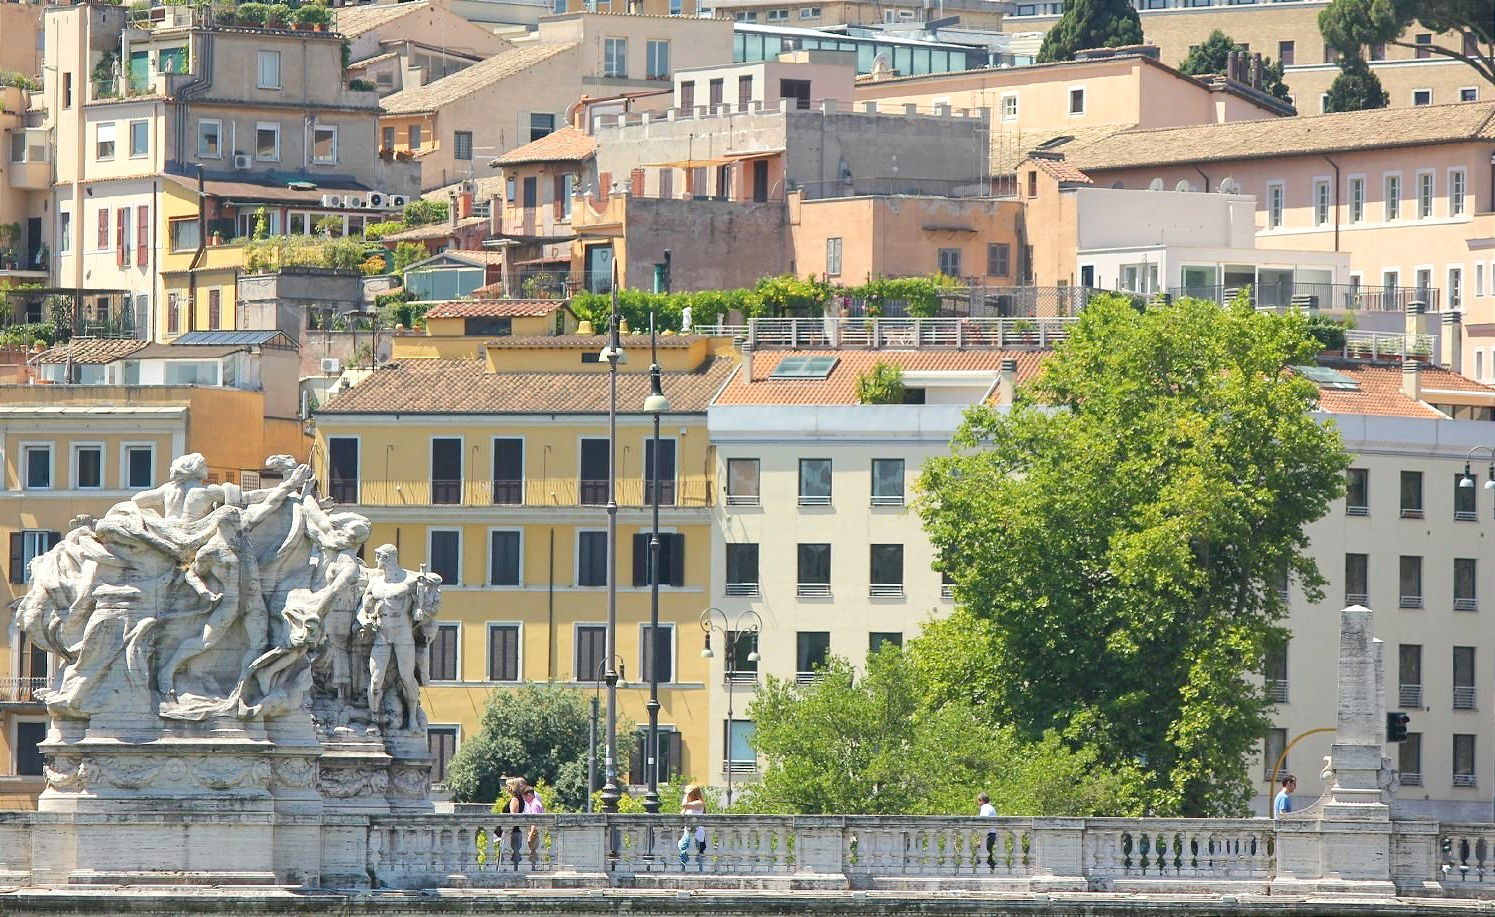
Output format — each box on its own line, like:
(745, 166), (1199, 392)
(362, 220), (406, 242)
(1177, 30), (1291, 102)
(403, 198), (450, 226)
(1036, 0), (1144, 63)
(918, 294), (1350, 816)
(855, 361), (906, 405)
(445, 683), (607, 810)
(1323, 54), (1390, 111)
(1319, 0), (1493, 86)
(391, 241), (428, 274)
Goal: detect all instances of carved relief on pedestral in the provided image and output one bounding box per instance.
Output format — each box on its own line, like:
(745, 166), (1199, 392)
(389, 764), (432, 799)
(273, 756), (319, 789)
(318, 764), (390, 799)
(43, 756), (88, 792)
(42, 753), (275, 792)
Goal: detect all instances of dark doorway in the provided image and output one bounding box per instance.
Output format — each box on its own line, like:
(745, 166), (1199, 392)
(752, 160), (769, 202)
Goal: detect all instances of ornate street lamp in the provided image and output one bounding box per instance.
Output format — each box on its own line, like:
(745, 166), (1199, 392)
(598, 284), (626, 814)
(700, 607), (761, 809)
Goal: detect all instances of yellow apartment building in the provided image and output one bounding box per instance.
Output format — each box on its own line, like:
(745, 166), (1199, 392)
(312, 327), (737, 789)
(0, 332), (309, 808)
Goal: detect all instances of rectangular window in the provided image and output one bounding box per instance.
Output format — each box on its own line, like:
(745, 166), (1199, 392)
(492, 438), (523, 505)
(871, 459), (905, 505)
(1451, 169), (1467, 216)
(576, 624), (606, 681)
(869, 544), (903, 597)
(1454, 646), (1476, 710)
(23, 445), (51, 490)
(59, 212), (71, 254)
(117, 206), (131, 268)
(644, 438), (676, 506)
(797, 543), (831, 596)
(1400, 470), (1423, 517)
(197, 119), (221, 158)
(1263, 727), (1287, 780)
(1001, 94), (1017, 120)
(431, 437), (462, 505)
(1450, 267), (1463, 309)
(429, 623), (459, 681)
(206, 289), (220, 330)
(796, 631), (830, 681)
(1399, 555), (1423, 608)
(1386, 175), (1401, 220)
(679, 81), (695, 110)
(381, 126), (395, 150)
(255, 122), (280, 161)
(725, 719), (755, 769)
(96, 122), (116, 160)
(1455, 558), (1477, 610)
(73, 445), (102, 489)
(1454, 734), (1476, 786)
(1267, 183), (1284, 228)
(987, 242), (1011, 277)
(798, 458), (831, 505)
(726, 458), (759, 505)
(870, 632), (903, 653)
(1068, 87), (1084, 114)
(129, 119), (148, 158)
(326, 437), (358, 503)
(1418, 172), (1434, 218)
(1314, 180), (1330, 226)
(825, 237), (842, 276)
(489, 530), (521, 586)
(1415, 33), (1432, 58)
(97, 208), (110, 250)
(1399, 643), (1423, 708)
(1461, 87), (1479, 102)
(646, 40), (670, 80)
(136, 205), (149, 267)
(125, 445), (154, 489)
(631, 532), (684, 587)
(725, 543), (759, 596)
(312, 125), (337, 164)
(766, 6), (788, 18)
(428, 727), (457, 783)
(937, 248), (961, 277)
(9, 530), (59, 584)
(409, 124), (422, 150)
(580, 438), (609, 505)
(1277, 40), (1294, 65)
(640, 623), (673, 684)
(453, 130), (472, 161)
(1346, 467), (1369, 514)
(428, 529), (460, 586)
(1265, 641), (1288, 703)
(528, 113), (555, 143)
(603, 38), (628, 78)
(1398, 733), (1422, 785)
(1349, 177), (1364, 223)
(63, 72), (72, 109)
(487, 624), (520, 681)
(738, 75), (752, 105)
(1370, 42), (1386, 60)
(709, 78), (724, 107)
(257, 50), (281, 89)
(1413, 89), (1432, 106)
(1345, 552), (1369, 605)
(577, 531), (607, 587)
(1456, 472), (1477, 520)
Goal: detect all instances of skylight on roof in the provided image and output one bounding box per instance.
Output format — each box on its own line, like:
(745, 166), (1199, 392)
(771, 356), (839, 379)
(1293, 365), (1359, 391)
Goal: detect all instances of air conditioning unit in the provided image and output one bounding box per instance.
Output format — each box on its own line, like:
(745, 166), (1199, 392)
(390, 194), (409, 208)
(366, 190), (388, 209)
(346, 195), (369, 209)
(320, 357), (342, 374)
(320, 194), (345, 208)
(232, 153), (252, 170)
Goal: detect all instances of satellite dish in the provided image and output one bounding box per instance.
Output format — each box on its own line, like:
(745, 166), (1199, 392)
(1174, 179), (1192, 192)
(1220, 177), (1239, 193)
(1148, 177), (1165, 191)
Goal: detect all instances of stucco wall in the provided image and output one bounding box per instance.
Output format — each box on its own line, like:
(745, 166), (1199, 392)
(622, 197), (787, 291)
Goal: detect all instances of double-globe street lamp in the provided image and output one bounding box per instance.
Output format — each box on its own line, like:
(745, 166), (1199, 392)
(700, 607), (762, 808)
(1458, 446), (1495, 492)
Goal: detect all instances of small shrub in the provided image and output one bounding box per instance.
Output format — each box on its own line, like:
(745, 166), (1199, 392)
(236, 2), (267, 24)
(265, 3), (292, 27)
(402, 199), (448, 226)
(362, 220), (406, 242)
(855, 361), (905, 405)
(348, 78), (376, 92)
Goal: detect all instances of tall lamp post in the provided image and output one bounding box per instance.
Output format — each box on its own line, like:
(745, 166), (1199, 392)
(642, 313), (671, 814)
(599, 286), (626, 814)
(586, 656), (626, 814)
(700, 607), (762, 809)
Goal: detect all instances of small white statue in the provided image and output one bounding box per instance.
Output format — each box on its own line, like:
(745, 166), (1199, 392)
(680, 305), (693, 333)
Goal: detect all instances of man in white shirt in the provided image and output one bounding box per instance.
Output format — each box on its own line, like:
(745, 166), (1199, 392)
(978, 792), (998, 870)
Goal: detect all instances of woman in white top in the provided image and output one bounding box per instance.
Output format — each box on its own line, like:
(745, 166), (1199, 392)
(679, 784), (707, 868)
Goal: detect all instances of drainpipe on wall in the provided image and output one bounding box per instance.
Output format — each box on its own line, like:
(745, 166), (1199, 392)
(187, 165), (205, 333)
(1323, 154), (1341, 252)
(1191, 164), (1211, 193)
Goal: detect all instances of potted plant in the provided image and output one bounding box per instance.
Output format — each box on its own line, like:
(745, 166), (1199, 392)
(296, 3), (330, 30)
(236, 2), (267, 25)
(266, 3), (292, 28)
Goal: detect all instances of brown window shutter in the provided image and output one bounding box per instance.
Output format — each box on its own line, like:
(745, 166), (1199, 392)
(136, 205), (149, 267)
(553, 174), (565, 219)
(598, 172), (611, 200)
(97, 208), (110, 249)
(9, 532), (24, 584)
(630, 168), (644, 196)
(116, 209), (128, 268)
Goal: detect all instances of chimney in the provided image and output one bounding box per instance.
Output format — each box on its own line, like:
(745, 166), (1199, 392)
(1401, 359), (1421, 401)
(1250, 53), (1264, 90)
(490, 194), (501, 236)
(1404, 299), (1425, 338)
(1442, 310), (1463, 373)
(997, 357), (1018, 405)
(743, 341), (755, 383)
(457, 189), (474, 220)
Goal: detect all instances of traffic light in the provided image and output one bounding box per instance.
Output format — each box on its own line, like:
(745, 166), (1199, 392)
(1387, 711), (1411, 742)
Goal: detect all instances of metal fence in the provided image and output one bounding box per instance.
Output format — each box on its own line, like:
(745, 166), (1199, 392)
(1170, 283), (1441, 313)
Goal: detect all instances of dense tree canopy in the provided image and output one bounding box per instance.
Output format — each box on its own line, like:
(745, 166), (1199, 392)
(445, 683), (604, 810)
(918, 295), (1350, 816)
(1177, 29), (1292, 102)
(1036, 0), (1143, 63)
(1324, 55), (1390, 111)
(1319, 0), (1493, 85)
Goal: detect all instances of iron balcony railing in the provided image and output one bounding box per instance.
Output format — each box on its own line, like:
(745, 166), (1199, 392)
(796, 583), (831, 598)
(1400, 771), (1423, 786)
(1400, 684), (1423, 708)
(735, 316), (1080, 351)
(1342, 330), (1436, 362)
(341, 477), (711, 508)
(1168, 283), (1441, 313)
(724, 583), (759, 597)
(1454, 686), (1478, 710)
(1266, 679), (1289, 704)
(1456, 597), (1478, 611)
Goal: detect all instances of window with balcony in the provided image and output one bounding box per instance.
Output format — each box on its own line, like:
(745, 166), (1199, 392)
(1400, 470), (1423, 518)
(1399, 733), (1422, 785)
(1455, 646), (1477, 710)
(726, 458), (759, 505)
(1456, 472), (1478, 520)
(429, 622), (459, 681)
(798, 458), (831, 505)
(871, 459), (904, 506)
(1398, 643), (1422, 708)
(489, 530), (521, 586)
(1455, 558), (1478, 610)
(1399, 555), (1423, 608)
(1346, 467), (1369, 514)
(8, 530), (59, 584)
(1345, 552), (1368, 605)
(1265, 641), (1288, 703)
(725, 543), (759, 596)
(487, 623), (520, 682)
(870, 544), (903, 597)
(428, 529), (460, 586)
(580, 438), (609, 505)
(797, 543), (831, 596)
(1454, 734), (1476, 786)
(796, 631), (829, 683)
(430, 438), (462, 504)
(644, 438), (676, 506)
(492, 438), (522, 505)
(576, 624), (606, 681)
(631, 532), (684, 587)
(577, 531), (607, 587)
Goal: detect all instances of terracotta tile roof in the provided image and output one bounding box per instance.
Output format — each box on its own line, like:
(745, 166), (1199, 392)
(382, 216), (490, 242)
(336, 2), (428, 36)
(36, 339), (148, 365)
(317, 354), (735, 415)
(426, 299), (563, 318)
(1064, 101), (1495, 172)
(380, 42), (580, 114)
(990, 124), (1133, 175)
(1028, 155), (1091, 184)
(425, 176), (505, 203)
(494, 125), (596, 166)
(714, 349), (1047, 405)
(1308, 363), (1495, 419)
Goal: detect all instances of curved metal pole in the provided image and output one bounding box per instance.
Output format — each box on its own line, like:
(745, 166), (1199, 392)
(601, 287), (622, 814)
(700, 607), (762, 810)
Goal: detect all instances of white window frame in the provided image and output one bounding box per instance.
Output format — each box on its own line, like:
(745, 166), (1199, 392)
(1477, 262), (1486, 298)
(639, 620), (677, 684)
(1312, 177), (1331, 226)
(20, 442), (53, 491)
(128, 119), (149, 159)
(766, 6), (789, 19)
(1449, 265), (1464, 309)
(1000, 93), (1018, 121)
(485, 621), (524, 683)
(799, 6), (820, 17)
(255, 121), (281, 162)
(95, 121), (116, 161)
(646, 39), (670, 80)
(1067, 85), (1086, 116)
(603, 37), (628, 78)
(197, 118), (222, 159)
(1348, 175), (1365, 223)
(257, 50), (281, 90)
(1266, 181), (1285, 229)
(1416, 169), (1435, 219)
(1459, 87), (1480, 102)
(486, 526), (524, 588)
(825, 236), (842, 276)
(312, 124), (338, 164)
(58, 211), (71, 254)
(120, 442), (155, 490)
(1384, 173), (1402, 221)
(1411, 88), (1432, 106)
(1450, 168), (1467, 216)
(71, 442), (104, 491)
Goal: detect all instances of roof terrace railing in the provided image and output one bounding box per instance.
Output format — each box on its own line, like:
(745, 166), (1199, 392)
(1169, 283), (1441, 313)
(717, 316), (1081, 351)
